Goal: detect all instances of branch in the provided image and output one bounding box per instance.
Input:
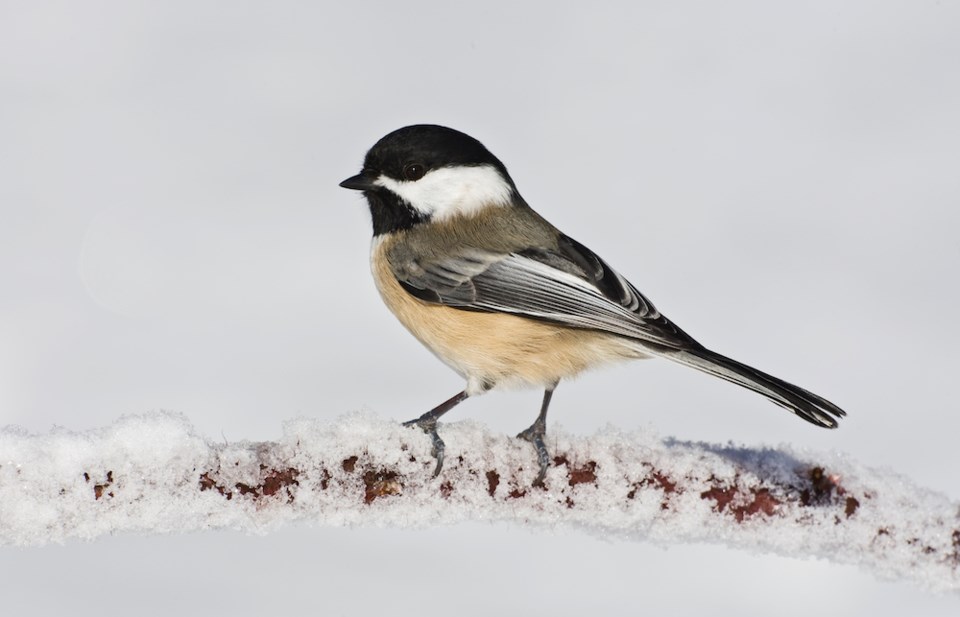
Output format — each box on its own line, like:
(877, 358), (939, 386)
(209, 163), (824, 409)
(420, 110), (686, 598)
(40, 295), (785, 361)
(1, 411), (957, 592)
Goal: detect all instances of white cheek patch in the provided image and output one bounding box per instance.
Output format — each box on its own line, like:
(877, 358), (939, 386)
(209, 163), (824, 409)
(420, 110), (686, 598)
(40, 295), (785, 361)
(375, 165), (514, 221)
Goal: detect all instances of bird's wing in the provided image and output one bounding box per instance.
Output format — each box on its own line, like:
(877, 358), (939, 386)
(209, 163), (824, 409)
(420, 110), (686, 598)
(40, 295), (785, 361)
(391, 233), (700, 351)
(389, 233), (847, 427)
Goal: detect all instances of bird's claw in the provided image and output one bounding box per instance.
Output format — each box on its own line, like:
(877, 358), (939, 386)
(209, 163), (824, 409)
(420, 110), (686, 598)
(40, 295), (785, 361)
(403, 417), (445, 477)
(517, 425), (550, 487)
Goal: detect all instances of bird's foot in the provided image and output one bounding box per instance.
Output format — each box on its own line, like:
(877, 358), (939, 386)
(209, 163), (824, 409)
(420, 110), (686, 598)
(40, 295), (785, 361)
(403, 417), (445, 477)
(517, 423), (550, 488)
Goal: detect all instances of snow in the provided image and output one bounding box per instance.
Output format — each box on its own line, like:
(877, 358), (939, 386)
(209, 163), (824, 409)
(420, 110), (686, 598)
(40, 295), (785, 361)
(2, 411), (957, 593)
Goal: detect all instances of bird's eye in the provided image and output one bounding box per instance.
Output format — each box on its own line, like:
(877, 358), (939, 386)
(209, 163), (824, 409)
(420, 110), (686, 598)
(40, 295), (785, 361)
(403, 163), (426, 181)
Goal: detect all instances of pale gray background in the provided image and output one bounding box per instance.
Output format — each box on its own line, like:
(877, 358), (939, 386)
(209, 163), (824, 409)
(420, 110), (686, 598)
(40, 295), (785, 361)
(2, 1), (959, 614)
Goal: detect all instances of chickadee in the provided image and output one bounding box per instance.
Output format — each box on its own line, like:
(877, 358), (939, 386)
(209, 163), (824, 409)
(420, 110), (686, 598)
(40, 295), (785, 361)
(340, 124), (846, 485)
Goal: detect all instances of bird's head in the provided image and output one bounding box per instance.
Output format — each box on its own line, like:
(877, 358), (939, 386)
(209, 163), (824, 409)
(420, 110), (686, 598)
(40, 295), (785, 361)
(340, 125), (519, 236)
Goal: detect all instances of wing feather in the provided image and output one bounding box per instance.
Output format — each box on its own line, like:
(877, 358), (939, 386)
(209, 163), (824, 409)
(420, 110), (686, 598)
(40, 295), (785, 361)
(390, 237), (700, 351)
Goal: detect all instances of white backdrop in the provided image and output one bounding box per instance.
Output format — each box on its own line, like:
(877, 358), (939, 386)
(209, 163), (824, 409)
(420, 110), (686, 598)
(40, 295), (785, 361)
(2, 1), (958, 614)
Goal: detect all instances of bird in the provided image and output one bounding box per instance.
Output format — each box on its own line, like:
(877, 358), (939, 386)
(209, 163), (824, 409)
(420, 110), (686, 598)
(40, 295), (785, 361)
(339, 124), (846, 486)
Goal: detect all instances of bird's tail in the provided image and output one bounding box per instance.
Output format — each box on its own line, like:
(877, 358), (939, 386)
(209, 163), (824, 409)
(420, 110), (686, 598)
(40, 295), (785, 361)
(656, 346), (846, 428)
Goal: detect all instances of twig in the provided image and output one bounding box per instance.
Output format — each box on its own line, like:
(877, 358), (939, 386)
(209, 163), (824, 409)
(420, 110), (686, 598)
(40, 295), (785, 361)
(1, 411), (957, 592)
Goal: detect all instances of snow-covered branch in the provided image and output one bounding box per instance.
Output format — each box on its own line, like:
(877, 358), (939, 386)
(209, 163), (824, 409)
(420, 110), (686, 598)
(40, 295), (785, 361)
(1, 411), (957, 592)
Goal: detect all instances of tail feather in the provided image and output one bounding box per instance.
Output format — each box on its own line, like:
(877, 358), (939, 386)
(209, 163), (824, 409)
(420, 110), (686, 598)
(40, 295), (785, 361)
(660, 347), (846, 428)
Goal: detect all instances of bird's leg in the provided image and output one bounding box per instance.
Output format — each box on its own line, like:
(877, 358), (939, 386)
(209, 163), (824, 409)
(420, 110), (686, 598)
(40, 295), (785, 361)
(403, 390), (470, 477)
(517, 383), (558, 487)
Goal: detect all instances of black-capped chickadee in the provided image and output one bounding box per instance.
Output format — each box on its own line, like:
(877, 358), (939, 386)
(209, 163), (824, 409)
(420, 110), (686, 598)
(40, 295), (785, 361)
(340, 124), (845, 485)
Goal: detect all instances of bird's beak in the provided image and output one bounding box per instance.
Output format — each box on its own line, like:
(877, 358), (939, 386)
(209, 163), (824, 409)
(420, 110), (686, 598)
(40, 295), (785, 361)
(339, 173), (378, 191)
